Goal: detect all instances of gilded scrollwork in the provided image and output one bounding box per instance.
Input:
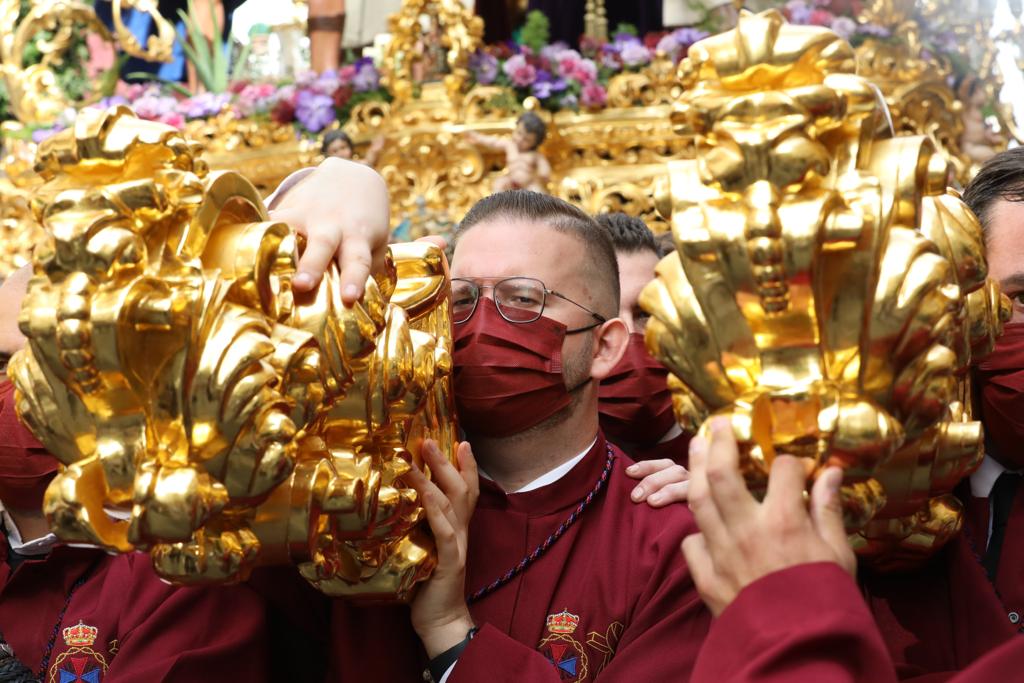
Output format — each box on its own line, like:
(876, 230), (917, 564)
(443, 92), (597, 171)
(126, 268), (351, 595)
(641, 10), (1009, 567)
(10, 107), (456, 599)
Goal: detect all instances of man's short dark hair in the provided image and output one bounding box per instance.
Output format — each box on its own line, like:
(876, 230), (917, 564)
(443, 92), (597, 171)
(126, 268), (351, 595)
(517, 112), (547, 148)
(321, 129), (353, 155)
(456, 190), (620, 317)
(962, 146), (1024, 243)
(594, 212), (658, 256)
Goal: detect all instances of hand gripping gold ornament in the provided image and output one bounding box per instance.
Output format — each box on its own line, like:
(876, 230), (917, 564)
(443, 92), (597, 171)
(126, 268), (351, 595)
(641, 10), (1011, 570)
(8, 106), (457, 600)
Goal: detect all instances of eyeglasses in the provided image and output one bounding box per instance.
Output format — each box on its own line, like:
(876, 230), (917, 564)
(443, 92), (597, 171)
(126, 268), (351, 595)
(451, 277), (607, 332)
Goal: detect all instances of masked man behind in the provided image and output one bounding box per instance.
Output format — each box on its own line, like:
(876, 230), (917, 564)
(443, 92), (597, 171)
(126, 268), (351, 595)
(593, 213), (689, 464)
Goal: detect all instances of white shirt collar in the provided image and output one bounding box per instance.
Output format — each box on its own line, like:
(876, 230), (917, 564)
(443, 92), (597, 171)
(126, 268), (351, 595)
(0, 501), (58, 557)
(479, 437), (598, 494)
(970, 454), (1023, 498)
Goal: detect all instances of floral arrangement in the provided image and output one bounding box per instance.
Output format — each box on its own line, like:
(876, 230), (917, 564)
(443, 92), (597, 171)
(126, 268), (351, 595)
(467, 26), (708, 112)
(27, 57), (389, 143)
(777, 0), (968, 81)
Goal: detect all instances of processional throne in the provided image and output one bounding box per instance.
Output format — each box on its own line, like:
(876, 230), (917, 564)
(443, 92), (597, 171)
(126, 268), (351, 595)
(3, 5), (1016, 593)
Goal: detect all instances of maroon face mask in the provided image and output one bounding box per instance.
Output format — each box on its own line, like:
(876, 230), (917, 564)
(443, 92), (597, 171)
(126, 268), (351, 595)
(453, 298), (586, 438)
(0, 379), (58, 511)
(598, 333), (675, 447)
(976, 322), (1024, 469)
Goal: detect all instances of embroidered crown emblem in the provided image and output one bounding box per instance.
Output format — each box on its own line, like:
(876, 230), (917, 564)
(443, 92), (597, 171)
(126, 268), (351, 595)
(63, 621), (98, 647)
(546, 609), (580, 635)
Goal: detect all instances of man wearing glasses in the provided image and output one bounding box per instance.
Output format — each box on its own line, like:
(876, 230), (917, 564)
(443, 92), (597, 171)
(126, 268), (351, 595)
(330, 191), (711, 682)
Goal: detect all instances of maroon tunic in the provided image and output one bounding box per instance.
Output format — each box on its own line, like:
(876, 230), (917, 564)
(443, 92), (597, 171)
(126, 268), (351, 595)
(328, 435), (711, 681)
(693, 561), (1024, 683)
(861, 532), (1016, 679)
(0, 537), (271, 682)
(962, 478), (1024, 629)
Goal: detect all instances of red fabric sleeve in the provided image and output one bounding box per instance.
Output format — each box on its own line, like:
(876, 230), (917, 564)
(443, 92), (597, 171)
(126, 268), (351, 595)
(106, 556), (271, 682)
(449, 624), (563, 682)
(692, 562), (898, 683)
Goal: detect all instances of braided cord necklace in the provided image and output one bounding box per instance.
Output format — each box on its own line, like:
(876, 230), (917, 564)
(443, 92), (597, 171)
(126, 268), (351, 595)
(467, 444), (616, 605)
(36, 560), (99, 678)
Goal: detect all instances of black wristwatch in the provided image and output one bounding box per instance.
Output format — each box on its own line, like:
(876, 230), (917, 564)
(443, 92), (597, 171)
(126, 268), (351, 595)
(423, 626), (480, 682)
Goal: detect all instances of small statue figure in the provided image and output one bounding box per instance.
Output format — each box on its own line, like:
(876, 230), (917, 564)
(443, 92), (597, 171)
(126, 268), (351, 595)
(960, 77), (1003, 166)
(411, 13), (447, 83)
(466, 112), (552, 193)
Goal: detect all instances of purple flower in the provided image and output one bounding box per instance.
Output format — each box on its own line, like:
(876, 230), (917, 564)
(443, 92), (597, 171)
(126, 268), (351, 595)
(98, 95), (129, 109)
(539, 41), (570, 66)
(672, 27), (710, 49)
(294, 90), (336, 132)
(560, 93), (579, 109)
(312, 69), (342, 96)
(858, 22), (891, 37)
(532, 80), (554, 99)
(181, 91), (231, 119)
(503, 54), (538, 87)
(613, 32), (640, 44)
(469, 50), (499, 85)
(294, 70), (318, 88)
(655, 33), (679, 56)
(619, 41), (652, 67)
(132, 93), (179, 121)
(352, 62), (380, 92)
(32, 125), (63, 143)
(600, 51), (621, 69)
(785, 0), (813, 24)
(829, 16), (857, 40)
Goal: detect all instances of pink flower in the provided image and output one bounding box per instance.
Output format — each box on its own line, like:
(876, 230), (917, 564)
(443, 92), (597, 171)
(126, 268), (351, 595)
(581, 82), (607, 108)
(554, 48), (583, 74)
(339, 64), (357, 85)
(808, 9), (834, 25)
(570, 58), (598, 84)
(503, 54), (538, 87)
(158, 112), (185, 129)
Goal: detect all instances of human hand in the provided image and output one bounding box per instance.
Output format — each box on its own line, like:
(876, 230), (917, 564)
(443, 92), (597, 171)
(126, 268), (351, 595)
(406, 440), (479, 658)
(681, 417), (855, 617)
(268, 157), (390, 305)
(626, 459), (690, 507)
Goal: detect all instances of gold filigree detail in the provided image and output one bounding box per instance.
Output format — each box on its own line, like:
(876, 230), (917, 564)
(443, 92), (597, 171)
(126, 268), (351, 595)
(642, 10), (1010, 567)
(11, 107), (456, 599)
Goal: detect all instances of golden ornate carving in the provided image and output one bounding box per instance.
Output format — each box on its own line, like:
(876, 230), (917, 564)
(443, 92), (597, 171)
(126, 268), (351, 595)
(641, 10), (1010, 567)
(9, 107), (456, 599)
(380, 0), (484, 106)
(855, 0), (1023, 178)
(0, 0), (175, 125)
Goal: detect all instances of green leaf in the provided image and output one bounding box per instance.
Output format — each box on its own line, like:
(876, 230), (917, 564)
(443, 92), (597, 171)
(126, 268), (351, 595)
(124, 73), (193, 98)
(230, 40), (252, 83)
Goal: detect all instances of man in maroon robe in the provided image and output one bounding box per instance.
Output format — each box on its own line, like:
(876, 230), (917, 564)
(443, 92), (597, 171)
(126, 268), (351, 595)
(960, 146), (1024, 631)
(594, 213), (690, 466)
(683, 418), (1024, 683)
(329, 191), (711, 681)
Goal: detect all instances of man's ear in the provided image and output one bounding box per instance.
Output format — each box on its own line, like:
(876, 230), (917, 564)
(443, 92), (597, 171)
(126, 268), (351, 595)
(590, 317), (629, 381)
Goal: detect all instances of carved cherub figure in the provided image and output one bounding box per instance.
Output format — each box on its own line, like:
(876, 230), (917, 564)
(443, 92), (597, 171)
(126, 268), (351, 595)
(466, 112), (552, 193)
(960, 77), (1003, 166)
